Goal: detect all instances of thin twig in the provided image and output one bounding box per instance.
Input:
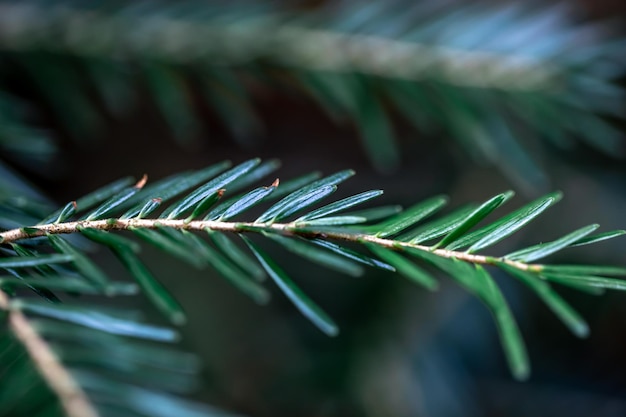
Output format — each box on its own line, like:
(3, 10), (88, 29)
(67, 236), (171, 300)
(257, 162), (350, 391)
(0, 290), (99, 417)
(0, 218), (536, 271)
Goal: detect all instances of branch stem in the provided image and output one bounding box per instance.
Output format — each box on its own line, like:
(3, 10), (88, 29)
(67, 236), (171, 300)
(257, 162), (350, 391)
(0, 218), (535, 271)
(0, 290), (99, 417)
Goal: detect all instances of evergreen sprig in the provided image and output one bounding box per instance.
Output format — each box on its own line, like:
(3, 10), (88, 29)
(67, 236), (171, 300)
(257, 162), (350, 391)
(0, 1), (623, 187)
(1, 157), (625, 416)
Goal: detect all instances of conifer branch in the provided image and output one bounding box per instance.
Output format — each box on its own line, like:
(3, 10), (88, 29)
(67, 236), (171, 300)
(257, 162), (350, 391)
(1, 158), (625, 388)
(0, 3), (555, 91)
(0, 290), (98, 417)
(0, 1), (623, 185)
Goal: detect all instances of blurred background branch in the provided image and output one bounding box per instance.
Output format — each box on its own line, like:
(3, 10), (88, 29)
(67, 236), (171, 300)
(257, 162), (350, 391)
(0, 0), (624, 189)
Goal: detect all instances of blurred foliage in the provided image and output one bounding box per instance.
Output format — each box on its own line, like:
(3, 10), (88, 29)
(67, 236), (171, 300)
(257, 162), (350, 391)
(0, 0), (624, 189)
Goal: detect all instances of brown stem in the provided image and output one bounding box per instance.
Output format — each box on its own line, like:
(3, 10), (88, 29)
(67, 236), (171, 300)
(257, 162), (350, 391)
(0, 218), (535, 271)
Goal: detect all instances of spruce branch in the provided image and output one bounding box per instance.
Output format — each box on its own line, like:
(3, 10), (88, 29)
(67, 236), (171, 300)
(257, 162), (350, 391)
(2, 158), (625, 382)
(0, 3), (555, 91)
(0, 290), (98, 417)
(0, 1), (623, 186)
